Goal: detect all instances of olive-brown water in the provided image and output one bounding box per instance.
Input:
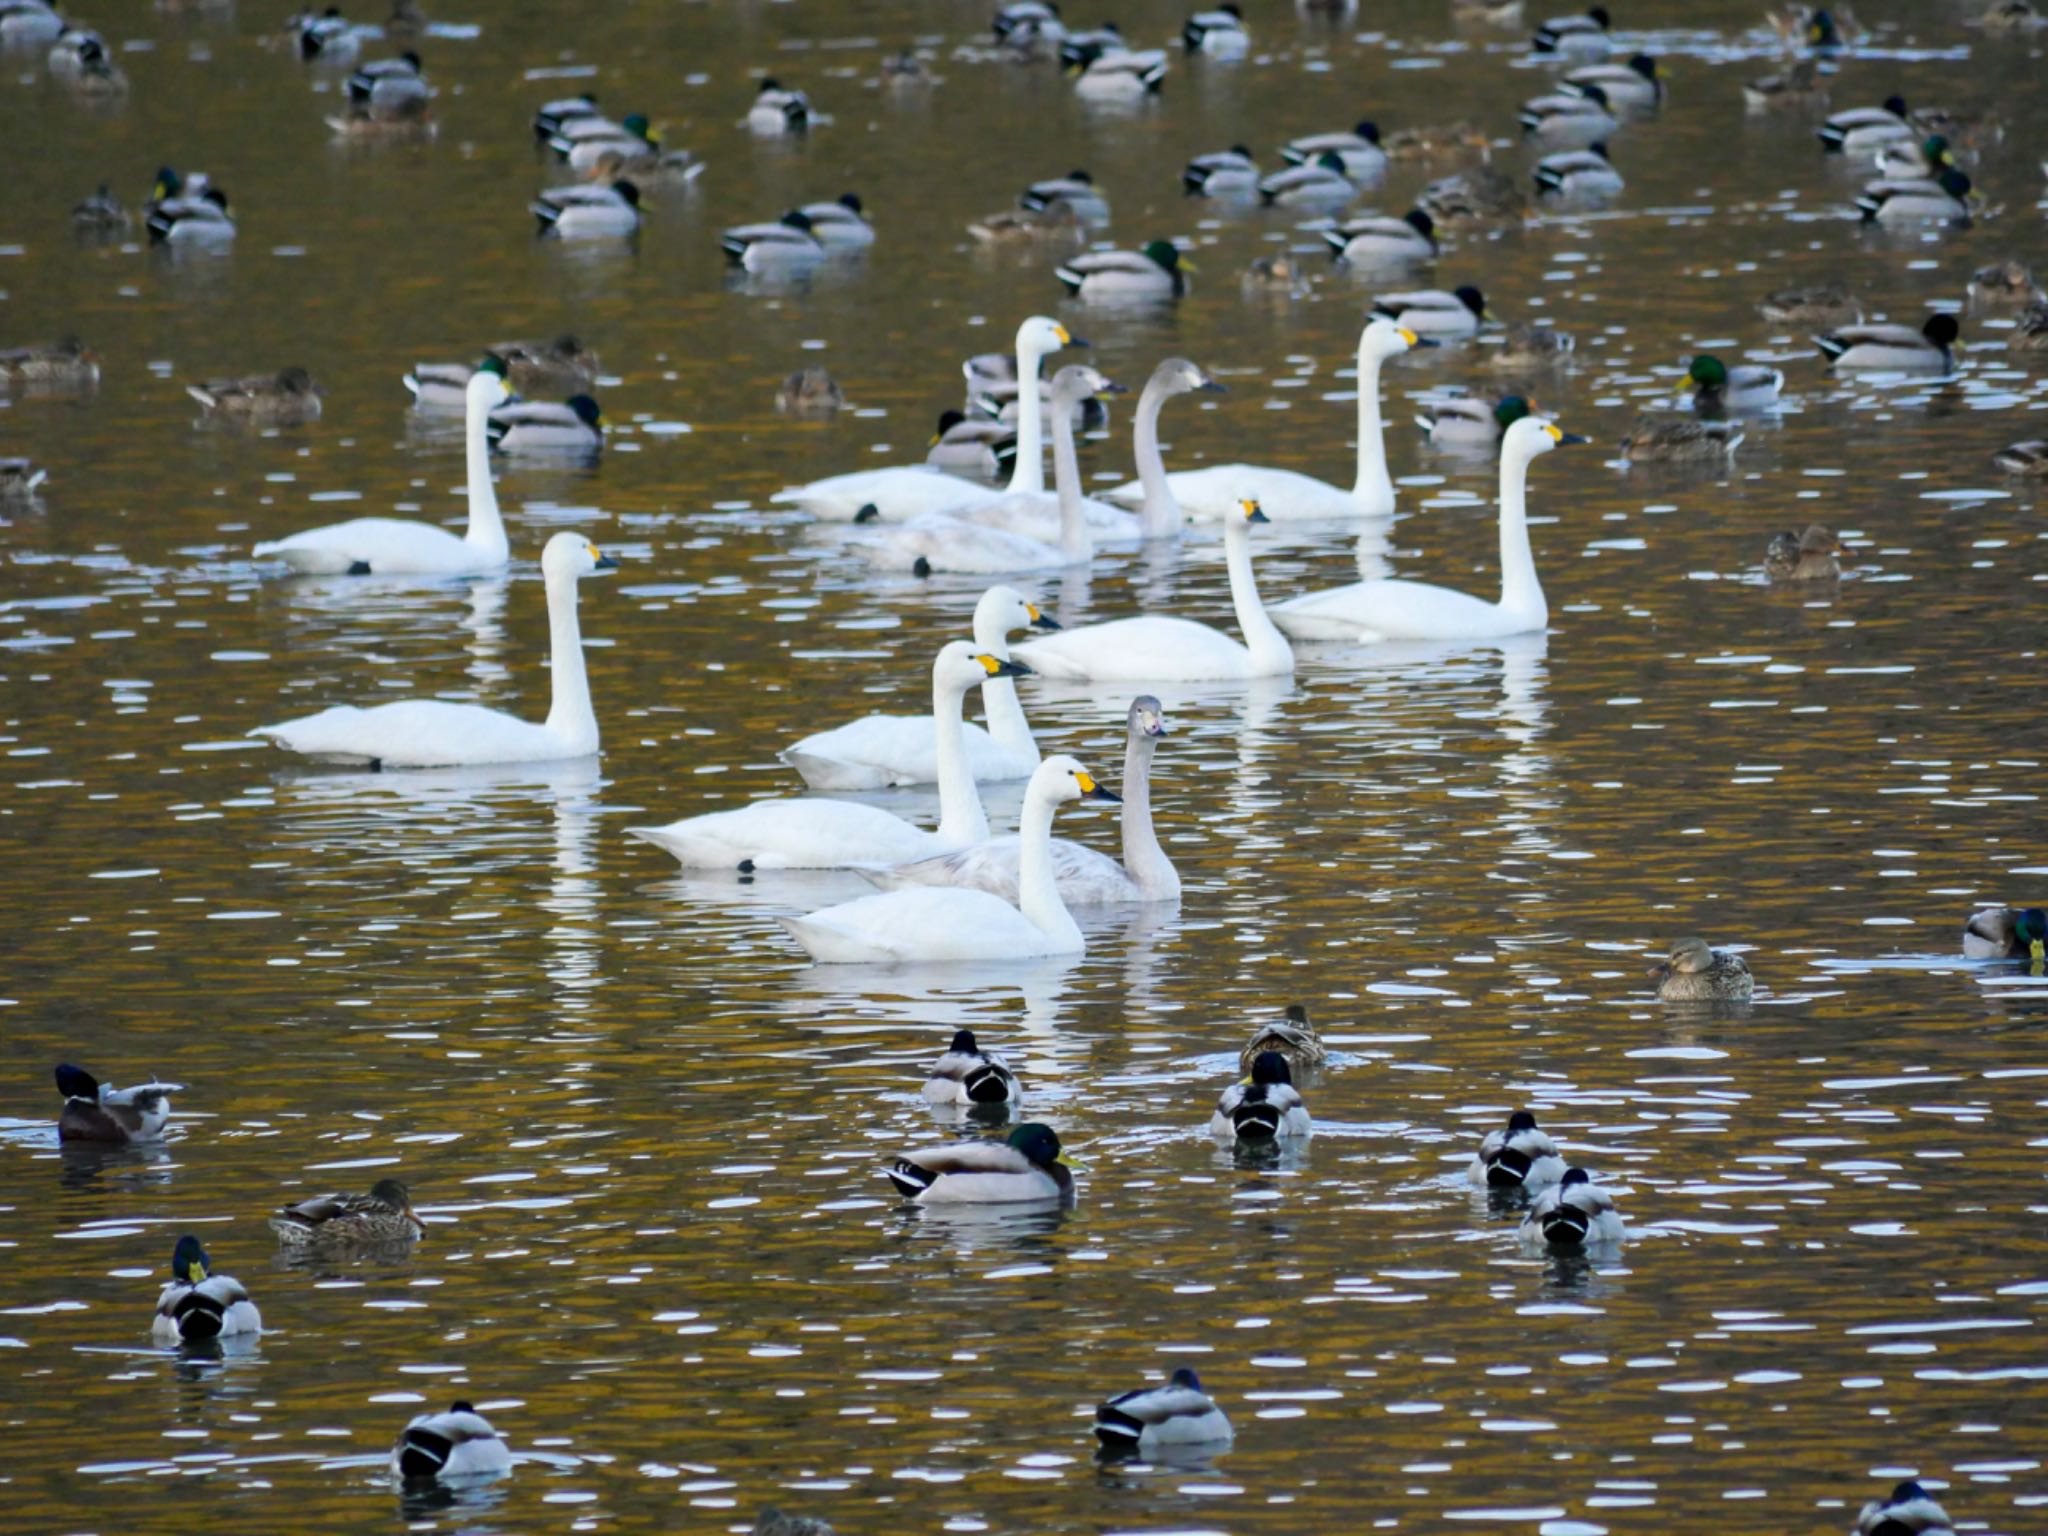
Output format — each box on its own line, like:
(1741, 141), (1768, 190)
(3, 1), (2046, 1532)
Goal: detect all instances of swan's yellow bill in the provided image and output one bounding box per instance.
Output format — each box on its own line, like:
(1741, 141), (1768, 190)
(1074, 771), (1100, 794)
(1397, 326), (1420, 347)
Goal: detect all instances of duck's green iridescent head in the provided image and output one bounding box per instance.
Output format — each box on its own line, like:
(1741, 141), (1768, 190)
(1688, 355), (1728, 389)
(1008, 1122), (1068, 1168)
(2020, 907), (2048, 962)
(1493, 396), (1532, 428)
(1141, 239), (1184, 272)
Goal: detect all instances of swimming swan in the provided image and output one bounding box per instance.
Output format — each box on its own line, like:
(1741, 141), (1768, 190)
(781, 586), (1058, 789)
(780, 755), (1119, 962)
(1010, 499), (1294, 681)
(1111, 357), (1227, 539)
(1269, 415), (1580, 641)
(252, 356), (512, 574)
(250, 532), (616, 766)
(858, 694), (1180, 905)
(1101, 318), (1422, 521)
(629, 643), (1025, 869)
(773, 316), (1078, 520)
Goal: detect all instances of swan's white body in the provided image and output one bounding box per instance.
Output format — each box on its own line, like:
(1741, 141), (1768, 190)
(1102, 320), (1418, 521)
(1271, 416), (1569, 642)
(780, 756), (1112, 962)
(630, 643), (1009, 869)
(1010, 501), (1294, 681)
(862, 696), (1180, 905)
(782, 587), (1053, 789)
(253, 368), (511, 573)
(774, 317), (1075, 519)
(250, 534), (615, 766)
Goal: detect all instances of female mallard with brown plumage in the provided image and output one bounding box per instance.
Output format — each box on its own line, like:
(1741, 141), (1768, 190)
(1239, 1003), (1325, 1073)
(1763, 525), (1842, 580)
(271, 1177), (425, 1248)
(1650, 937), (1753, 1002)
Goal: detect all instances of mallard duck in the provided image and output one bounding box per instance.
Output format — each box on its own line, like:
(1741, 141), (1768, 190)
(295, 5), (356, 58)
(71, 183), (129, 237)
(799, 193), (873, 248)
(887, 1122), (1075, 1204)
(0, 1), (63, 47)
(55, 1063), (180, 1143)
(1820, 95), (1912, 153)
(1371, 284), (1490, 336)
(1534, 143), (1624, 198)
(1770, 5), (1856, 52)
(1095, 1369), (1232, 1457)
(1763, 524), (1842, 580)
(967, 205), (1085, 245)
(153, 1236), (262, 1344)
(1240, 251), (1308, 297)
(1184, 4), (1247, 53)
(1418, 394), (1532, 446)
(146, 175), (234, 245)
(1650, 936), (1754, 1001)
(1239, 1002), (1325, 1074)
(1874, 133), (1954, 180)
(489, 395), (603, 454)
(345, 50), (427, 123)
(55, 34), (128, 96)
(532, 180), (641, 239)
(922, 1029), (1021, 1108)
(0, 338), (99, 390)
(1968, 260), (2039, 305)
(1519, 1167), (1624, 1249)
(1183, 145), (1258, 196)
(493, 335), (599, 395)
(1620, 416), (1740, 462)
(2019, 301), (2048, 351)
(1056, 240), (1190, 301)
(0, 458), (48, 500)
(749, 78), (811, 134)
(1758, 281), (1861, 325)
(1422, 165), (1529, 226)
(1564, 52), (1662, 111)
(392, 1402), (512, 1481)
(1963, 905), (2047, 960)
(188, 367), (323, 426)
(1814, 313), (1958, 371)
(1383, 120), (1490, 158)
(551, 113), (666, 175)
(1688, 354), (1783, 413)
(1324, 208), (1437, 265)
(1993, 439), (2048, 476)
(533, 91), (599, 139)
(926, 410), (1018, 475)
(271, 1177), (425, 1248)
(1979, 0), (2045, 30)
(1280, 120), (1386, 181)
(1485, 322), (1575, 369)
(1532, 5), (1611, 54)
(1070, 46), (1169, 95)
(1470, 1109), (1567, 1193)
(1057, 22), (1125, 68)
(1520, 85), (1617, 145)
(1853, 1480), (1954, 1535)
(1019, 170), (1110, 222)
(1858, 168), (1971, 226)
(993, 1), (1064, 48)
(1209, 1051), (1312, 1142)
(753, 1513), (836, 1536)
(1258, 151), (1357, 208)
(1744, 57), (1828, 113)
(777, 366), (844, 416)
(722, 209), (825, 274)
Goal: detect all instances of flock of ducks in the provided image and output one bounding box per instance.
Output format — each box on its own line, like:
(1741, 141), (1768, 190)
(13, 0), (2043, 1528)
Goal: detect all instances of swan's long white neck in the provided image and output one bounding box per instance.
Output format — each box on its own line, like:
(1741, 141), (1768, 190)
(1495, 442), (1547, 627)
(1016, 780), (1083, 951)
(1350, 336), (1394, 514)
(1133, 376), (1183, 540)
(1224, 516), (1295, 675)
(931, 667), (992, 846)
(1005, 330), (1050, 495)
(543, 570), (599, 753)
(1048, 392), (1093, 564)
(463, 382), (509, 561)
(1118, 729), (1180, 899)
(972, 604), (1037, 761)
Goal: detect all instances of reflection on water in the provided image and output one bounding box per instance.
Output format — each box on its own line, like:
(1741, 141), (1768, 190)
(4, 0), (2048, 1532)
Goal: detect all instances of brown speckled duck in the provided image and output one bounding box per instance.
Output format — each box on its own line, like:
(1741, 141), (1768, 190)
(188, 367), (323, 425)
(1764, 524), (1843, 580)
(1650, 937), (1754, 1002)
(270, 1177), (425, 1248)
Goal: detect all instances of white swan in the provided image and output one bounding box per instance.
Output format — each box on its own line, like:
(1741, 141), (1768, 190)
(781, 586), (1059, 789)
(772, 316), (1077, 521)
(1270, 416), (1580, 642)
(1123, 357), (1226, 540)
(780, 755), (1119, 962)
(1010, 499), (1294, 681)
(252, 358), (512, 574)
(1102, 319), (1421, 521)
(628, 642), (1024, 869)
(854, 366), (1123, 575)
(250, 532), (615, 766)
(859, 694), (1180, 905)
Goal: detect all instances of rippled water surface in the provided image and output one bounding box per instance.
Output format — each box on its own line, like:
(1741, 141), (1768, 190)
(3, 0), (2047, 1532)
